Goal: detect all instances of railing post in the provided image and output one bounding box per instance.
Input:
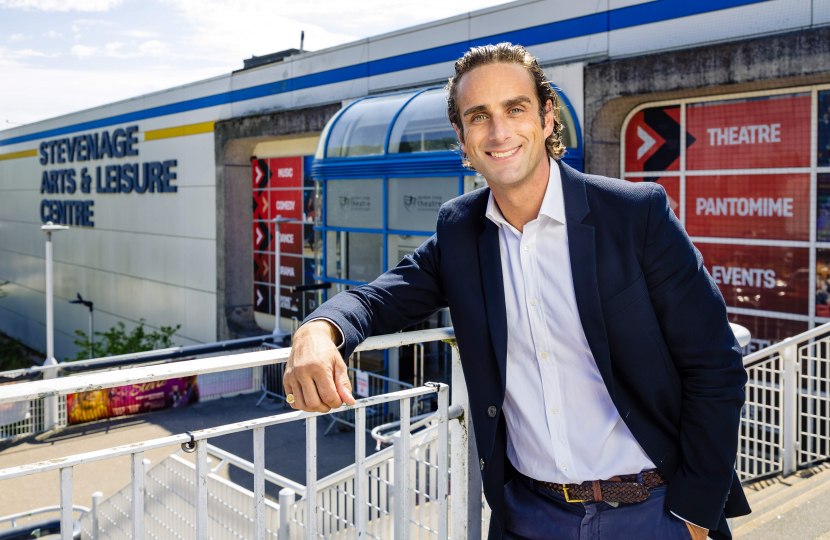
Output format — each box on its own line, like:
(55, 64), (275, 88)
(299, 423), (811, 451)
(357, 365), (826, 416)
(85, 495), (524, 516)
(254, 427), (266, 540)
(91, 491), (102, 540)
(60, 466), (73, 540)
(393, 398), (411, 540)
(43, 358), (59, 432)
(782, 343), (799, 476)
(195, 440), (209, 539)
(449, 341), (482, 540)
(279, 488), (294, 540)
(355, 406), (368, 537)
(131, 452), (144, 540)
(306, 417), (317, 540)
(435, 383), (449, 540)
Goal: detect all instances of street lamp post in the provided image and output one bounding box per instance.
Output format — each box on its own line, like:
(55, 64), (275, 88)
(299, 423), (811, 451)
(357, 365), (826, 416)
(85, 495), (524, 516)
(41, 221), (69, 431)
(272, 216), (293, 340)
(70, 293), (94, 359)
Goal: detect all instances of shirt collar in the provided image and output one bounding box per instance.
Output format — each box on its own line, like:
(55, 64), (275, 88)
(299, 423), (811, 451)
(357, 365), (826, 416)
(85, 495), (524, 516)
(485, 158), (565, 229)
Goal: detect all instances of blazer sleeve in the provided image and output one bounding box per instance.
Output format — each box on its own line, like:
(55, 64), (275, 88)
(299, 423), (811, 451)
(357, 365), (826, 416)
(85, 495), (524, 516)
(302, 210), (449, 360)
(641, 184), (748, 530)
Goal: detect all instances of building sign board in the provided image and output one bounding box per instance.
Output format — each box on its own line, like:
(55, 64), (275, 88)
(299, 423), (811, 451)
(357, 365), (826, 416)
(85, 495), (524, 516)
(685, 174), (810, 240)
(387, 177), (458, 231)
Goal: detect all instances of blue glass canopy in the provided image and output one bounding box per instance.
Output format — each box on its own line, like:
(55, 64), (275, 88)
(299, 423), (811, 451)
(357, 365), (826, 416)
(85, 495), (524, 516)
(313, 86), (582, 175)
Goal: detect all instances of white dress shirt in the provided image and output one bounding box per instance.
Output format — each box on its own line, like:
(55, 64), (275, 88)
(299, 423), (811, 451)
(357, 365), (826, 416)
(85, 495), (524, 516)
(485, 159), (655, 484)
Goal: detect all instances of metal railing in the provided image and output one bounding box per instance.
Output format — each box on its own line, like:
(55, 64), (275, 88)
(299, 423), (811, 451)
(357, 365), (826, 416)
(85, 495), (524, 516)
(738, 321), (830, 481)
(0, 346), (268, 441)
(0, 328), (476, 540)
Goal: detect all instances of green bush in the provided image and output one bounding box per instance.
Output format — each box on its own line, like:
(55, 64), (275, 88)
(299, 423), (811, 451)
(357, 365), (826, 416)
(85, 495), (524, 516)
(71, 319), (181, 361)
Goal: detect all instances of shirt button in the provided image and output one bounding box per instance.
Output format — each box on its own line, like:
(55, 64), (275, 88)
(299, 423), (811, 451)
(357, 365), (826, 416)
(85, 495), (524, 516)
(550, 407), (558, 414)
(487, 405), (497, 418)
(540, 352), (548, 359)
(523, 245), (530, 251)
(562, 463), (568, 471)
(530, 299), (538, 306)
(480, 458), (486, 471)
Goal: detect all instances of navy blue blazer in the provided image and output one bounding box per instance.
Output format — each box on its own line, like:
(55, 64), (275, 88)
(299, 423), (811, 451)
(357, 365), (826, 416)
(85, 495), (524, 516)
(307, 161), (751, 539)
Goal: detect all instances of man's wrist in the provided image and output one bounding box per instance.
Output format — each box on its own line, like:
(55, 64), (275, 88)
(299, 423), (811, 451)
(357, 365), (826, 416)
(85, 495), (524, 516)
(303, 318), (344, 347)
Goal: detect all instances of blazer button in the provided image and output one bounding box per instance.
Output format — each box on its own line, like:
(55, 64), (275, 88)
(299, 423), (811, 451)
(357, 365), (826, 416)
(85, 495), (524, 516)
(480, 458), (486, 471)
(487, 405), (497, 418)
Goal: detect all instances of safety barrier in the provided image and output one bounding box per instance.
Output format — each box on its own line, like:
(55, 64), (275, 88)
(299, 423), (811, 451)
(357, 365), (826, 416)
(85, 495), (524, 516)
(0, 328), (476, 540)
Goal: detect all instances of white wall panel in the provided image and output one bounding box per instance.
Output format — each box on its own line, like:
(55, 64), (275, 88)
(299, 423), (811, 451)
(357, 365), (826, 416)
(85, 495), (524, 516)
(184, 238), (217, 293)
(231, 92), (294, 118)
(532, 34), (607, 67)
(184, 289), (217, 343)
(814, 0), (830, 25)
(367, 62), (455, 94)
(470, 0), (607, 39)
(609, 0), (812, 58)
(289, 42), (369, 78)
(368, 19), (469, 62)
(291, 78), (370, 110)
(0, 155), (39, 191)
(608, 0), (650, 8)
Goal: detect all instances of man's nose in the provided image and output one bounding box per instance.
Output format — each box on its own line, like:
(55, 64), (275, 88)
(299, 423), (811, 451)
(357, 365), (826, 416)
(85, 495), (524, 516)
(488, 115), (512, 143)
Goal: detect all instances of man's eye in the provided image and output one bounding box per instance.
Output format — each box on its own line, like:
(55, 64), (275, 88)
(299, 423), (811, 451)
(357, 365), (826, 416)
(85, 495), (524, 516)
(509, 107), (523, 114)
(472, 114), (486, 122)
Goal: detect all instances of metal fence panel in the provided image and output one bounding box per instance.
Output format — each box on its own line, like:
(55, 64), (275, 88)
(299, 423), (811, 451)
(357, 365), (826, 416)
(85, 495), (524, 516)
(737, 354), (784, 481)
(798, 336), (830, 466)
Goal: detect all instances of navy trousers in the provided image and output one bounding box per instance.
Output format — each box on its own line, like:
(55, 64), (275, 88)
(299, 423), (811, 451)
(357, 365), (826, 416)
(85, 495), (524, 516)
(504, 474), (694, 540)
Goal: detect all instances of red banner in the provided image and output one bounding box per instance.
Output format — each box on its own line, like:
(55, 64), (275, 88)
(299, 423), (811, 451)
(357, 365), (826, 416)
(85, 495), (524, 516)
(685, 174), (810, 240)
(268, 157), (303, 189)
(686, 95), (811, 170)
(697, 243), (809, 314)
(627, 177), (680, 218)
(279, 254), (303, 287)
(67, 377), (198, 424)
(268, 190), (303, 221)
(625, 106), (681, 173)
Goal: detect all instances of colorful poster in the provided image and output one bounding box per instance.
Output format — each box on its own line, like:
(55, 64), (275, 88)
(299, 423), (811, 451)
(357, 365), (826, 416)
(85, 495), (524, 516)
(67, 376), (198, 424)
(686, 94), (811, 170)
(685, 174), (810, 240)
(697, 243), (809, 314)
(624, 106), (682, 173)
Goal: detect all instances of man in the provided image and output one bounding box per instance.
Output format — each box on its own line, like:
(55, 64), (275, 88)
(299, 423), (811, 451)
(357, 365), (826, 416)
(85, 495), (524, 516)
(284, 43), (750, 540)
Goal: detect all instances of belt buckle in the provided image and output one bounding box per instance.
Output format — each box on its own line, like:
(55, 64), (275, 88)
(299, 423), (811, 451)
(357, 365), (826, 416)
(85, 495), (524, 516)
(562, 486), (586, 503)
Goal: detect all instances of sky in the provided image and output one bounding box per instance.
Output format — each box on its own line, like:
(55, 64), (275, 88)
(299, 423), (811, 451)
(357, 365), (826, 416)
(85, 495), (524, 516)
(0, 0), (509, 132)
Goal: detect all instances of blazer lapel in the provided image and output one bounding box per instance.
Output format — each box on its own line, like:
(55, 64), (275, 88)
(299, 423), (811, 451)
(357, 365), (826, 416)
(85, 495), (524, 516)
(478, 215), (508, 396)
(559, 162), (615, 397)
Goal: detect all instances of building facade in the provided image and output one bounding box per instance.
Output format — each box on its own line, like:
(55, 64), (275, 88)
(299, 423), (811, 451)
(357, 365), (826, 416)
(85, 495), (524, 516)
(1, 0), (828, 362)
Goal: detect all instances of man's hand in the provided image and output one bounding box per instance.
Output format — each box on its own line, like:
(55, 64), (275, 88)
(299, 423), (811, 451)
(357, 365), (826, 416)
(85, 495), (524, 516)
(283, 320), (355, 413)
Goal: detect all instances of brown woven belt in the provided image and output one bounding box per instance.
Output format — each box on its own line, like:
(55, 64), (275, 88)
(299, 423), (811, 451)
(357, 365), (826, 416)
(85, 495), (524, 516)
(535, 469), (668, 504)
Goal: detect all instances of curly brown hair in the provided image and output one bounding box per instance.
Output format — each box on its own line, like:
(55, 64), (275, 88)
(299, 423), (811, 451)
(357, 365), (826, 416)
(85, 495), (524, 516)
(446, 42), (566, 169)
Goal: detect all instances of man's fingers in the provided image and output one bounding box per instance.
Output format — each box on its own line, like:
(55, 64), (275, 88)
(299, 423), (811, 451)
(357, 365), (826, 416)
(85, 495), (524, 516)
(290, 383), (307, 411)
(334, 358), (356, 405)
(317, 361), (344, 410)
(300, 376), (330, 413)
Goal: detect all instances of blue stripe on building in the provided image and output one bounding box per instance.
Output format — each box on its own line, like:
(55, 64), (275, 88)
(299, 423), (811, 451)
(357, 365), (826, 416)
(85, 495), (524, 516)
(0, 0), (771, 147)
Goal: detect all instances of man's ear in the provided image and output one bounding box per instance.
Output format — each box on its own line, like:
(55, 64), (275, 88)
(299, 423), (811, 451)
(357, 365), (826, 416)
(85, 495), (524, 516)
(543, 99), (554, 139)
(452, 122), (467, 154)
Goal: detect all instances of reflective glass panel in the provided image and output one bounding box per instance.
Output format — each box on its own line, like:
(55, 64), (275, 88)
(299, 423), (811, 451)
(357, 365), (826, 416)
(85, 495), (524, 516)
(326, 178), (383, 228)
(388, 89), (458, 154)
(326, 93), (415, 158)
(326, 230), (383, 283)
(387, 176), (458, 231)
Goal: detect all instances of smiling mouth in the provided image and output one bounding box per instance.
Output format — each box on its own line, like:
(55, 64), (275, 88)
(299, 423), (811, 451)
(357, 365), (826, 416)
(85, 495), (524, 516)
(487, 146), (520, 159)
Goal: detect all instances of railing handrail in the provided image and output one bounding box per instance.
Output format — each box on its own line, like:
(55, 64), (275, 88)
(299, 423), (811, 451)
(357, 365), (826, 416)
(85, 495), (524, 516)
(205, 443), (306, 494)
(0, 334), (281, 378)
(0, 328), (457, 406)
(743, 321), (830, 367)
(0, 505), (90, 524)
(0, 385), (439, 482)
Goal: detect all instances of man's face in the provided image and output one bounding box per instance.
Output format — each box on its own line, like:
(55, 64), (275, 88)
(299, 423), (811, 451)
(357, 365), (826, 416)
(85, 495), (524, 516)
(453, 62), (553, 190)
